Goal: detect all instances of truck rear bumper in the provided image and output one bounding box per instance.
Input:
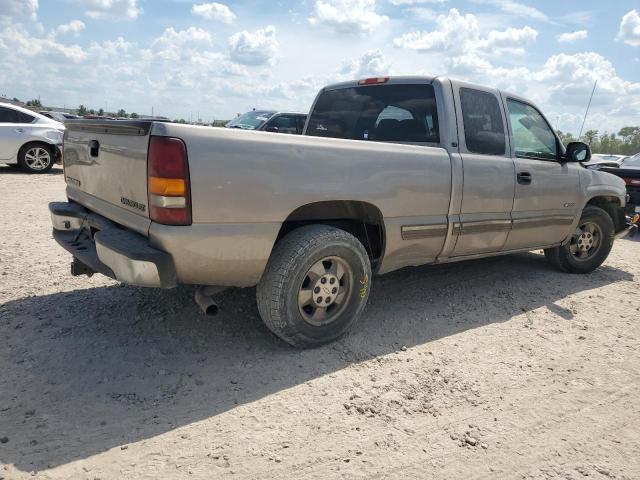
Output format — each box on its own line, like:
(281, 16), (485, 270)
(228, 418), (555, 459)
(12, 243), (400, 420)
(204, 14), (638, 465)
(49, 202), (176, 288)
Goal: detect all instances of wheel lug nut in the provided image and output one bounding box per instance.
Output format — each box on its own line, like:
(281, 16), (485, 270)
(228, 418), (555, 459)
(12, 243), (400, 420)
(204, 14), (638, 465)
(332, 287), (337, 294)
(314, 287), (320, 294)
(321, 278), (326, 284)
(329, 278), (335, 284)
(325, 297), (331, 304)
(317, 296), (323, 303)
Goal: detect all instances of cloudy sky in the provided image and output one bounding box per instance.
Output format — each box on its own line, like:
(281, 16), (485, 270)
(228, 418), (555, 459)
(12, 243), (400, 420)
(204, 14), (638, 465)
(0, 0), (639, 133)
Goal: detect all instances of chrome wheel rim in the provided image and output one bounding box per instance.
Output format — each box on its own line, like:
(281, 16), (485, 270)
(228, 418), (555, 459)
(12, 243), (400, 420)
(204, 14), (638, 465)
(569, 221), (602, 260)
(24, 147), (51, 170)
(297, 256), (353, 326)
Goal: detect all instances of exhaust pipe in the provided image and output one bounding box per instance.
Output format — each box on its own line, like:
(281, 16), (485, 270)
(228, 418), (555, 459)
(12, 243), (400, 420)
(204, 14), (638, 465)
(194, 286), (226, 316)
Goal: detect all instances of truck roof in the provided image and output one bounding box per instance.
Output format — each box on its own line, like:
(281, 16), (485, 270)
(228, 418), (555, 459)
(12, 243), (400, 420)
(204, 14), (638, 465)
(320, 75), (536, 114)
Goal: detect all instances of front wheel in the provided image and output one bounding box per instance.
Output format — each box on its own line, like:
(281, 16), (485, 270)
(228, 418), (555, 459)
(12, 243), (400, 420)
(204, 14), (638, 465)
(544, 205), (614, 274)
(257, 225), (372, 348)
(18, 143), (54, 173)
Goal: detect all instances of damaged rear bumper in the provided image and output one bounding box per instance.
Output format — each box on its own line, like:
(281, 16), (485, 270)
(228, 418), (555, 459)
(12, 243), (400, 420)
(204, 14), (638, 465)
(49, 201), (176, 288)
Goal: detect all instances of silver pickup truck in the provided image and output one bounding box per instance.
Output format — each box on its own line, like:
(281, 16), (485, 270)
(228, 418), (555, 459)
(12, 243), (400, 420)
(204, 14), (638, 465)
(50, 76), (634, 347)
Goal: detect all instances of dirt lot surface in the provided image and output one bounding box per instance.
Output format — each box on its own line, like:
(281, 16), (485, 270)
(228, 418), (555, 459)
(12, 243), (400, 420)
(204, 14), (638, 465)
(1, 166), (639, 480)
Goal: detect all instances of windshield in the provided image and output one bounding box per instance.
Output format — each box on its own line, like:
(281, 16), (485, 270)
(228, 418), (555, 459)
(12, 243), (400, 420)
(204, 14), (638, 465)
(226, 111), (275, 130)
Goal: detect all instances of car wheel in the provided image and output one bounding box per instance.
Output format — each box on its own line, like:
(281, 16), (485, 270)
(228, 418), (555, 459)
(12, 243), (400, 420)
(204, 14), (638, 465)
(18, 143), (54, 173)
(257, 225), (372, 348)
(544, 205), (614, 274)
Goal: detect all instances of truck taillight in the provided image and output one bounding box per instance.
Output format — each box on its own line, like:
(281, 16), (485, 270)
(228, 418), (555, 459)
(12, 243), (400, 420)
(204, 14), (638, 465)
(623, 178), (640, 186)
(147, 136), (191, 226)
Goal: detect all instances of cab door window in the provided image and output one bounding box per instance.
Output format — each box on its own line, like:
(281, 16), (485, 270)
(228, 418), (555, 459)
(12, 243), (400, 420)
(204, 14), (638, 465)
(506, 99), (558, 161)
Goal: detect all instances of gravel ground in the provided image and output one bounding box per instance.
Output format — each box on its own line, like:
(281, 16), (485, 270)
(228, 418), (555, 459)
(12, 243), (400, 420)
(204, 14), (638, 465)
(1, 165), (639, 480)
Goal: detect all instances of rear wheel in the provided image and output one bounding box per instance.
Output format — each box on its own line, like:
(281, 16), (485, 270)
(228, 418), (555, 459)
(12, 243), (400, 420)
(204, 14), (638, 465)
(18, 143), (54, 173)
(544, 206), (614, 274)
(257, 225), (371, 348)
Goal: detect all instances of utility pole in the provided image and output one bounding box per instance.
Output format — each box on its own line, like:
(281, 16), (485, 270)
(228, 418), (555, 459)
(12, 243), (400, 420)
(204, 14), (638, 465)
(578, 80), (597, 139)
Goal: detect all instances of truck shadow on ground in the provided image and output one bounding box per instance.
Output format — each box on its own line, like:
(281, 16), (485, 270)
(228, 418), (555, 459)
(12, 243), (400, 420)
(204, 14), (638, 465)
(0, 252), (634, 472)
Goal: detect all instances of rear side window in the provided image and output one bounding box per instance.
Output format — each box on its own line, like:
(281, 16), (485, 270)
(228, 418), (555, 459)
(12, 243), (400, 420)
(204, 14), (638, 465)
(17, 111), (35, 123)
(306, 84), (440, 143)
(460, 88), (505, 155)
(0, 107), (18, 123)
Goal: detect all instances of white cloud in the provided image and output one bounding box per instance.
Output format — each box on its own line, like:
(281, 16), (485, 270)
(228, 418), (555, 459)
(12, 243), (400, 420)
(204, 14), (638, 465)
(228, 25), (278, 66)
(152, 27), (214, 61)
(191, 2), (235, 24)
(340, 49), (391, 79)
(442, 48), (640, 133)
(0, 26), (86, 63)
(78, 0), (141, 20)
(557, 30), (587, 43)
(618, 10), (640, 47)
(89, 36), (135, 56)
(403, 7), (437, 21)
(389, 0), (447, 4)
(0, 0), (38, 19)
(477, 25), (537, 53)
(393, 8), (537, 56)
(393, 8), (479, 53)
(309, 0), (388, 34)
(56, 20), (86, 36)
(471, 0), (549, 23)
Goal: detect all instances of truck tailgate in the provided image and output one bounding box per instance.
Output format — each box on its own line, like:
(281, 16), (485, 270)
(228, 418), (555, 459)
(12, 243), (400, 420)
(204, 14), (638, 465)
(63, 120), (153, 232)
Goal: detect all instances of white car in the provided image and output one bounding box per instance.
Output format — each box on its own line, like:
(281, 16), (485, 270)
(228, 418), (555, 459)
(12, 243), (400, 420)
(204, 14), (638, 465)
(0, 103), (65, 173)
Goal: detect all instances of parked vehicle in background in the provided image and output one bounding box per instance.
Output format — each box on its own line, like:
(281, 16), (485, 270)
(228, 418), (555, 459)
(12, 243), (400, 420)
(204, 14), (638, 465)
(584, 153), (628, 168)
(39, 111), (80, 123)
(83, 114), (116, 120)
(50, 76), (634, 347)
(226, 110), (307, 134)
(591, 153), (640, 215)
(0, 102), (64, 173)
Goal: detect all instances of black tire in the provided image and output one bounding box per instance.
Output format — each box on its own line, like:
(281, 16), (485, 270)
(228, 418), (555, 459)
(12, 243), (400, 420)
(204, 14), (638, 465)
(8, 163), (20, 168)
(257, 225), (372, 348)
(544, 205), (614, 274)
(18, 142), (55, 173)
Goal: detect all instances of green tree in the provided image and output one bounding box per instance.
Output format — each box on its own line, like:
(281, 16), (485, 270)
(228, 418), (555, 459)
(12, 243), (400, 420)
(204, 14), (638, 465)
(25, 99), (42, 107)
(557, 130), (576, 145)
(77, 104), (88, 116)
(582, 130), (599, 146)
(130, 112), (139, 118)
(116, 109), (127, 118)
(98, 108), (104, 116)
(618, 126), (640, 142)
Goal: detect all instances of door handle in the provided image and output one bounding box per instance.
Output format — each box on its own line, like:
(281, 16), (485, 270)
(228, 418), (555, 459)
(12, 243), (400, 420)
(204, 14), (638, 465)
(517, 172), (532, 185)
(15, 128), (24, 133)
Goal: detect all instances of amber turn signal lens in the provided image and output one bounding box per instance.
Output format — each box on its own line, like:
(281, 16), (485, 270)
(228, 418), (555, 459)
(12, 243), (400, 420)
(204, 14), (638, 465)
(148, 176), (186, 196)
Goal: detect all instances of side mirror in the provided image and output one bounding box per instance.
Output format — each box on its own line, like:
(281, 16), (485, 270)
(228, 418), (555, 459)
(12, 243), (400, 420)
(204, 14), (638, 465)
(564, 141), (591, 162)
(265, 125), (279, 133)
